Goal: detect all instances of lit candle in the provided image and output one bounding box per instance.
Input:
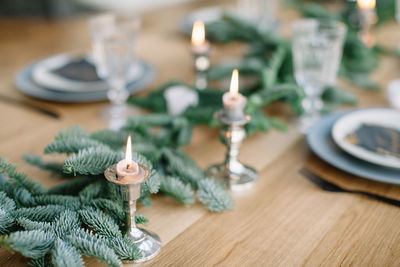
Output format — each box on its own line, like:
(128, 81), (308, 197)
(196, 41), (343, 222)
(357, 0), (376, 10)
(191, 20), (210, 55)
(116, 135), (139, 179)
(222, 69), (247, 120)
(357, 0), (377, 47)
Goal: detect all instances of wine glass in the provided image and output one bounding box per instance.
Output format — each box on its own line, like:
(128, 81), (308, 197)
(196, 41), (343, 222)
(88, 13), (141, 129)
(292, 19), (347, 133)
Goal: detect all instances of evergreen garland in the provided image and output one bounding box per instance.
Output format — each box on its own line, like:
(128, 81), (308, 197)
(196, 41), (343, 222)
(0, 114), (235, 265)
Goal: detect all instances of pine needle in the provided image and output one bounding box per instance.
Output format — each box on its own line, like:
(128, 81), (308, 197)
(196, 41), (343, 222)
(1, 230), (55, 259)
(52, 238), (84, 267)
(197, 178), (234, 212)
(160, 176), (195, 204)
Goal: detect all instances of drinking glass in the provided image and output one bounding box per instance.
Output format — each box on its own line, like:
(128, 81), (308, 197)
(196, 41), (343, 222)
(88, 13), (141, 129)
(292, 19), (347, 133)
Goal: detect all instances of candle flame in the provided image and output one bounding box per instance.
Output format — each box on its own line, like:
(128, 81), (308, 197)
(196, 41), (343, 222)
(125, 135), (132, 169)
(229, 69), (239, 96)
(191, 20), (205, 46)
(357, 0), (375, 9)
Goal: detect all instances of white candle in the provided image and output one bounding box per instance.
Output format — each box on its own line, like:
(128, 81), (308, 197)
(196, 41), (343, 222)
(191, 20), (210, 55)
(116, 135), (139, 179)
(357, 0), (376, 10)
(223, 69), (247, 119)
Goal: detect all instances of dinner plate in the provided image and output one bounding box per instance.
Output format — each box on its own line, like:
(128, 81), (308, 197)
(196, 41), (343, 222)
(15, 59), (156, 103)
(332, 108), (400, 169)
(32, 53), (143, 93)
(307, 111), (400, 184)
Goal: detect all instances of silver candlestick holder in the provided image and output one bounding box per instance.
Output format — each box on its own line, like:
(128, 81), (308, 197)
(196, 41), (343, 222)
(193, 49), (210, 90)
(104, 164), (161, 263)
(206, 111), (258, 191)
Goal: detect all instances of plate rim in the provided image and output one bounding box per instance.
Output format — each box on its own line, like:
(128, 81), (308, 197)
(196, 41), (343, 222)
(331, 107), (400, 169)
(307, 110), (400, 184)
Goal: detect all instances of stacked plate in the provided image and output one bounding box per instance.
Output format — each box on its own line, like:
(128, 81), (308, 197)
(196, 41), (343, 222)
(307, 108), (400, 184)
(15, 52), (156, 103)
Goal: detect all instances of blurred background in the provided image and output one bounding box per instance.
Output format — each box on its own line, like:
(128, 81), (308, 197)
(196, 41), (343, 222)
(0, 0), (200, 17)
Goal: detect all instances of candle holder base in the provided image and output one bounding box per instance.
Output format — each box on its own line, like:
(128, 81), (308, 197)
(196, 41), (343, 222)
(124, 228), (162, 263)
(206, 162), (258, 192)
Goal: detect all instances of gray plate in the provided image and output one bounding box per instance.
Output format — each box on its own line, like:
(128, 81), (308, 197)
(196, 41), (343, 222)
(307, 110), (400, 184)
(15, 60), (156, 103)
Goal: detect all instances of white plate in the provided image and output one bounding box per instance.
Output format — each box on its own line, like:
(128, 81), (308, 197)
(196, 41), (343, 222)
(32, 52), (143, 93)
(332, 108), (400, 169)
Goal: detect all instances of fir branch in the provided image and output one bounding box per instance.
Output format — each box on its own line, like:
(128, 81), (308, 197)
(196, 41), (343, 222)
(0, 158), (47, 195)
(47, 177), (93, 195)
(79, 209), (122, 238)
(89, 198), (125, 224)
(52, 238), (84, 267)
(11, 186), (33, 207)
(23, 154), (64, 174)
(63, 147), (122, 176)
(90, 129), (147, 150)
(31, 195), (82, 210)
(142, 169), (161, 195)
(67, 229), (122, 267)
(45, 138), (104, 154)
(17, 218), (53, 232)
(0, 230), (55, 259)
(0, 208), (15, 234)
(134, 214), (149, 225)
(0, 191), (16, 211)
(78, 180), (104, 200)
(107, 236), (142, 261)
(53, 210), (80, 238)
(55, 126), (88, 140)
(28, 256), (52, 267)
(162, 148), (204, 187)
(160, 176), (195, 204)
(124, 114), (175, 129)
(14, 205), (68, 222)
(197, 178), (234, 212)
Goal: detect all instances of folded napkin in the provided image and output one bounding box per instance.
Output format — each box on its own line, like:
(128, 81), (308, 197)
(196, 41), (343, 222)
(52, 59), (101, 82)
(306, 153), (400, 201)
(345, 124), (400, 158)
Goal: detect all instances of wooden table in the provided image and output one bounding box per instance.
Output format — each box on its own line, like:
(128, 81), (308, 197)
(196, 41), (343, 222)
(1, 0), (400, 266)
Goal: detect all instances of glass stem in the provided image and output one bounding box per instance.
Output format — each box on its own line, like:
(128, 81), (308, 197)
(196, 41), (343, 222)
(302, 92), (323, 118)
(108, 78), (128, 107)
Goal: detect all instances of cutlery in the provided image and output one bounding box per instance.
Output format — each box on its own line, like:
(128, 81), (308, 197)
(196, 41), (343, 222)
(300, 167), (400, 207)
(0, 94), (60, 119)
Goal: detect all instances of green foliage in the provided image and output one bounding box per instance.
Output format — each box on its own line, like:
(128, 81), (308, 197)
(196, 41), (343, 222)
(0, 208), (15, 234)
(162, 148), (205, 187)
(160, 176), (195, 204)
(45, 138), (104, 154)
(79, 209), (122, 238)
(63, 147), (122, 176)
(15, 205), (68, 222)
(47, 177), (93, 195)
(197, 178), (234, 212)
(17, 218), (53, 232)
(23, 154), (63, 174)
(107, 236), (141, 261)
(134, 214), (149, 225)
(0, 230), (55, 259)
(67, 229), (122, 267)
(0, 158), (47, 195)
(52, 238), (84, 267)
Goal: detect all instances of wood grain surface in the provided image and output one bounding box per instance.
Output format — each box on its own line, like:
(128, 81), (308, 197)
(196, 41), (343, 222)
(1, 0), (400, 266)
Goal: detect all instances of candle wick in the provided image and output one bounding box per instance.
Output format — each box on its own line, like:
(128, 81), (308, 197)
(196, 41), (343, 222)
(126, 162), (131, 169)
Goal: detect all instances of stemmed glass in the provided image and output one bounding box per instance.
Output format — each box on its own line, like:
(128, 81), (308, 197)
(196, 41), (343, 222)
(88, 13), (141, 129)
(292, 19), (347, 133)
